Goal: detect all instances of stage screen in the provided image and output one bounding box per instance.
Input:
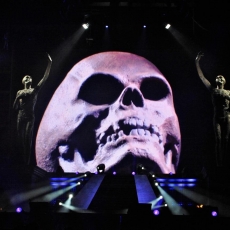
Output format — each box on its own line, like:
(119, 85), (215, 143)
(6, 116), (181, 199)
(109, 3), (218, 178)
(35, 51), (181, 174)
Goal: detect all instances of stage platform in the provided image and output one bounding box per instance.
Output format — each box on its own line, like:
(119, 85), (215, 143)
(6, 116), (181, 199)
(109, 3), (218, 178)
(0, 212), (229, 230)
(1, 164), (230, 229)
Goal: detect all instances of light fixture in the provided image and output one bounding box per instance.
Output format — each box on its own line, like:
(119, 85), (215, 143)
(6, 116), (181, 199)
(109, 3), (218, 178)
(148, 171), (155, 178)
(165, 24), (171, 29)
(153, 209), (160, 216)
(211, 211), (218, 217)
(16, 207), (23, 213)
(97, 164), (105, 174)
(82, 23), (89, 29)
(69, 194), (73, 198)
(84, 171), (91, 177)
(137, 163), (147, 175)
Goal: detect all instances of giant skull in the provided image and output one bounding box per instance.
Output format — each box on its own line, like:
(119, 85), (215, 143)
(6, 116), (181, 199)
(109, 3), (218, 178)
(35, 51), (181, 174)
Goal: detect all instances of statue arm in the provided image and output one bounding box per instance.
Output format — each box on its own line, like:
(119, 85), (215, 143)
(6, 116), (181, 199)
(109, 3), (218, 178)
(195, 52), (212, 91)
(13, 91), (20, 110)
(37, 53), (52, 89)
(225, 91), (230, 100)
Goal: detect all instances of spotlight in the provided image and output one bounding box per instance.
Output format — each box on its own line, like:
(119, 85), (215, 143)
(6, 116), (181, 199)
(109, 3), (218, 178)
(105, 25), (109, 28)
(84, 171), (91, 177)
(16, 207), (23, 213)
(113, 171), (116, 175)
(132, 172), (135, 175)
(153, 209), (160, 216)
(59, 202), (63, 206)
(97, 164), (105, 174)
(165, 24), (171, 29)
(69, 194), (73, 198)
(148, 171), (155, 178)
(143, 25), (146, 28)
(211, 211), (218, 217)
(82, 23), (89, 29)
(137, 164), (147, 175)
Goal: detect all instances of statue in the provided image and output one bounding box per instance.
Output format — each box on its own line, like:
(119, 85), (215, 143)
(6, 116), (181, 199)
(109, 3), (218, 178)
(13, 53), (52, 165)
(195, 52), (230, 167)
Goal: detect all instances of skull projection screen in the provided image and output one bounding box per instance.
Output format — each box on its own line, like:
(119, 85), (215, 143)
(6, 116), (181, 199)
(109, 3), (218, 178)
(35, 51), (181, 174)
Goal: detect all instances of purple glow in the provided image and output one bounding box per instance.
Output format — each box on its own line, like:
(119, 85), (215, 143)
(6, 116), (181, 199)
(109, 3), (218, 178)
(153, 209), (160, 216)
(113, 171), (116, 175)
(211, 211), (218, 217)
(132, 172), (135, 175)
(16, 207), (22, 213)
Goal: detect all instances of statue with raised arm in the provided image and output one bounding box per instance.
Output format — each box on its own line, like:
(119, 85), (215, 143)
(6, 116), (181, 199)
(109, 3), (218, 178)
(195, 52), (230, 167)
(13, 53), (52, 165)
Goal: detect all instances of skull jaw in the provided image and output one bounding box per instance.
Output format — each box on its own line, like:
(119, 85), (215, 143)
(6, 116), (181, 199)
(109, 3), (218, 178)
(59, 135), (178, 174)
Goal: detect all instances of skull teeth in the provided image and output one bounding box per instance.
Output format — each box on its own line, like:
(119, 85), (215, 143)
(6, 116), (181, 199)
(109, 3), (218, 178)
(96, 117), (163, 146)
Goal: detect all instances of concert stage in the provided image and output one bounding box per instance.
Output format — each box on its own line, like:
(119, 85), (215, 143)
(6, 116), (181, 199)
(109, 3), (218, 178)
(1, 164), (230, 229)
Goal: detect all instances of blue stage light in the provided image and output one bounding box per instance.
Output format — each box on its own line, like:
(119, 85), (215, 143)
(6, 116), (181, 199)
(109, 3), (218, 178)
(16, 207), (22, 213)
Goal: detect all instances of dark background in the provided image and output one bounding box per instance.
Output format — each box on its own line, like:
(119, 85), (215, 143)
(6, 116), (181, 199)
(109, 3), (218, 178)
(1, 0), (230, 178)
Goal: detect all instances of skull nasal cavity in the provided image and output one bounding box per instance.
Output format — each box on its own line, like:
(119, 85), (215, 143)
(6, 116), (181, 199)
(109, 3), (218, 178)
(122, 88), (144, 107)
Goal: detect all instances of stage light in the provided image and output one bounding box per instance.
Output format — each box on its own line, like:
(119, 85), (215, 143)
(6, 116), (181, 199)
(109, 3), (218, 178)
(82, 23), (89, 29)
(155, 182), (158, 186)
(153, 209), (160, 216)
(148, 171), (155, 178)
(59, 202), (63, 206)
(165, 24), (171, 29)
(105, 25), (109, 28)
(132, 172), (135, 175)
(159, 195), (163, 199)
(69, 194), (73, 198)
(143, 25), (146, 28)
(84, 171), (91, 177)
(113, 171), (116, 175)
(16, 207), (22, 213)
(211, 211), (218, 217)
(137, 164), (146, 174)
(97, 164), (105, 174)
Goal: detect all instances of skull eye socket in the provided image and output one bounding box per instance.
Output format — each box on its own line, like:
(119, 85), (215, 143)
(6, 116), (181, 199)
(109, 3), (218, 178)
(78, 73), (124, 105)
(140, 77), (170, 101)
